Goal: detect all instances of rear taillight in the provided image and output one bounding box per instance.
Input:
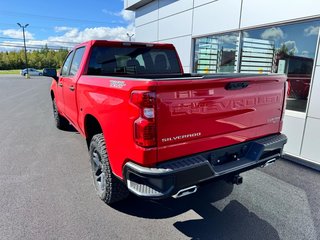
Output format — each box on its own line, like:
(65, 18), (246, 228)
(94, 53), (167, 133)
(131, 91), (156, 147)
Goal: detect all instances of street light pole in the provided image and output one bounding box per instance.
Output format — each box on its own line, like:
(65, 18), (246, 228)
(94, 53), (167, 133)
(17, 23), (29, 76)
(127, 33), (134, 42)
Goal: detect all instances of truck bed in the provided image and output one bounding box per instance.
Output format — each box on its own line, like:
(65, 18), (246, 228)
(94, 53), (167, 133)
(88, 73), (276, 81)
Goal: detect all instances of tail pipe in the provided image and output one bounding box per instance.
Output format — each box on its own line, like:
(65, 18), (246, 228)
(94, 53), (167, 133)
(261, 158), (276, 168)
(172, 185), (198, 198)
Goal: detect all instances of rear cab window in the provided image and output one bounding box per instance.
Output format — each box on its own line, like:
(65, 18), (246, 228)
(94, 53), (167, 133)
(87, 45), (181, 76)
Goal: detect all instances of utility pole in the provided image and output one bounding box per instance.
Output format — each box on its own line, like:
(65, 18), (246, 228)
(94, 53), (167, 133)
(127, 33), (134, 42)
(17, 23), (29, 76)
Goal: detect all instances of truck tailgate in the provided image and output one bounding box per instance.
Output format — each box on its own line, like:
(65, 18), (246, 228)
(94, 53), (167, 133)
(155, 75), (286, 162)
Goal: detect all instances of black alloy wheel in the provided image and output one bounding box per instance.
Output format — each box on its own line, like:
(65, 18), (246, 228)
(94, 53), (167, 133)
(89, 134), (129, 204)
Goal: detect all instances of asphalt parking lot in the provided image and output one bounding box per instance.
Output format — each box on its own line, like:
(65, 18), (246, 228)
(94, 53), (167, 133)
(0, 75), (319, 240)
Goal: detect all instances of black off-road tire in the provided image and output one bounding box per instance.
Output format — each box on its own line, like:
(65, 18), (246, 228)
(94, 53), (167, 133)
(52, 99), (69, 130)
(89, 133), (129, 204)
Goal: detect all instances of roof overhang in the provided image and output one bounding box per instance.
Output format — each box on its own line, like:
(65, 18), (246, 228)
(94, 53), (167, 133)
(125, 0), (155, 10)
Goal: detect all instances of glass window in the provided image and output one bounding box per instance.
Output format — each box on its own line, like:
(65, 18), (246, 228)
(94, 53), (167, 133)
(87, 46), (181, 75)
(193, 32), (239, 74)
(61, 51), (73, 76)
(241, 20), (320, 112)
(136, 54), (146, 67)
(70, 47), (85, 76)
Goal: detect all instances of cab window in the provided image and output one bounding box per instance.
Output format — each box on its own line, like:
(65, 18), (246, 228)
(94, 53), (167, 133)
(70, 47), (86, 76)
(61, 51), (74, 76)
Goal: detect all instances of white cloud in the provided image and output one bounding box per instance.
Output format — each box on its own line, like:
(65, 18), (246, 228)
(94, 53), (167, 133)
(0, 39), (63, 51)
(243, 32), (250, 38)
(0, 23), (135, 51)
(218, 34), (238, 44)
(261, 27), (284, 40)
(0, 29), (34, 40)
(119, 9), (135, 22)
(0, 40), (23, 51)
(54, 26), (75, 32)
(304, 26), (320, 36)
(284, 40), (298, 54)
(48, 24), (135, 45)
(102, 9), (112, 14)
(301, 50), (309, 57)
(102, 9), (135, 22)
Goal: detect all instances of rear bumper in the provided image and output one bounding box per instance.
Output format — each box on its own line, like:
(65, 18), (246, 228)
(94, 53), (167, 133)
(123, 133), (287, 198)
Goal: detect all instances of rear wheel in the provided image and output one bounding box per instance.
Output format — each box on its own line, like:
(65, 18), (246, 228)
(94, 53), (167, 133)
(52, 99), (69, 130)
(89, 133), (129, 204)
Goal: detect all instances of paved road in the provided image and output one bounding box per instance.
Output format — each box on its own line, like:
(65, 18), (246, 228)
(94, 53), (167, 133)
(0, 75), (319, 240)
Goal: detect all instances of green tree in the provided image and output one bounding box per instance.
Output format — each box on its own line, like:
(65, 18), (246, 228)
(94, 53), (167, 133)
(0, 47), (69, 70)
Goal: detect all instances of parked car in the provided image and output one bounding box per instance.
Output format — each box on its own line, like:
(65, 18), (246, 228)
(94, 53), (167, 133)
(44, 40), (287, 205)
(20, 68), (42, 76)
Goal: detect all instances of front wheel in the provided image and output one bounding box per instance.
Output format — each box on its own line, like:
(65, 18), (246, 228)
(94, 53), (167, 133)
(89, 133), (129, 204)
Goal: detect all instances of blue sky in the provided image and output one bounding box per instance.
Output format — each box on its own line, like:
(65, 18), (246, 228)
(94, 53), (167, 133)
(0, 0), (134, 51)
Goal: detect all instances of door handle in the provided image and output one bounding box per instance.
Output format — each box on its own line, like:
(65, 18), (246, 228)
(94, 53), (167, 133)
(58, 83), (63, 87)
(69, 86), (75, 91)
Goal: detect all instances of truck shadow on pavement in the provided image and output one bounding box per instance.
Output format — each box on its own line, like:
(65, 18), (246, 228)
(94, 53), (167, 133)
(113, 181), (280, 240)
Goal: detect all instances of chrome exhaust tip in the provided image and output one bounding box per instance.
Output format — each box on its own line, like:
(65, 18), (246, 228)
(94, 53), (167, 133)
(172, 185), (198, 198)
(261, 158), (276, 168)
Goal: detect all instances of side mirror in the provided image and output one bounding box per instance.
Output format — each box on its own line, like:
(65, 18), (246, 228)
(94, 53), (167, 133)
(43, 68), (58, 81)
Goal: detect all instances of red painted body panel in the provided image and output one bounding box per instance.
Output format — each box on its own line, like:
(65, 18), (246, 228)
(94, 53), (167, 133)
(76, 75), (158, 176)
(50, 40), (287, 179)
(155, 76), (286, 161)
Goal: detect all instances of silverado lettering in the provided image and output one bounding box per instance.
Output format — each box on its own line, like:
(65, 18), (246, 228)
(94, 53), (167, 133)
(170, 94), (282, 116)
(162, 132), (202, 143)
(45, 40), (287, 205)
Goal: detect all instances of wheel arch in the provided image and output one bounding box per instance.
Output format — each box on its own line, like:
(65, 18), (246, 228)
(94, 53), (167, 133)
(84, 114), (103, 148)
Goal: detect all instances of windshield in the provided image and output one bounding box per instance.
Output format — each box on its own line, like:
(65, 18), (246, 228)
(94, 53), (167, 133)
(87, 46), (181, 76)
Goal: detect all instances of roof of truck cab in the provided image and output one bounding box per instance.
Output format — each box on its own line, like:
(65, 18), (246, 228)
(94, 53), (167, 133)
(73, 40), (176, 49)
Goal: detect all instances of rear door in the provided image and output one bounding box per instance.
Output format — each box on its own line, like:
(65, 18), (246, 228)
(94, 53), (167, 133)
(155, 75), (286, 162)
(62, 47), (86, 125)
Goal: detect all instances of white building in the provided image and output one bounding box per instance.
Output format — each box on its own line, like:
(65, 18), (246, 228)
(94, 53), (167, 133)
(125, 0), (320, 168)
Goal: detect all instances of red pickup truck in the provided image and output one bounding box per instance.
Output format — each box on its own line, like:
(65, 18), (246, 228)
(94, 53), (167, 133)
(44, 40), (287, 205)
